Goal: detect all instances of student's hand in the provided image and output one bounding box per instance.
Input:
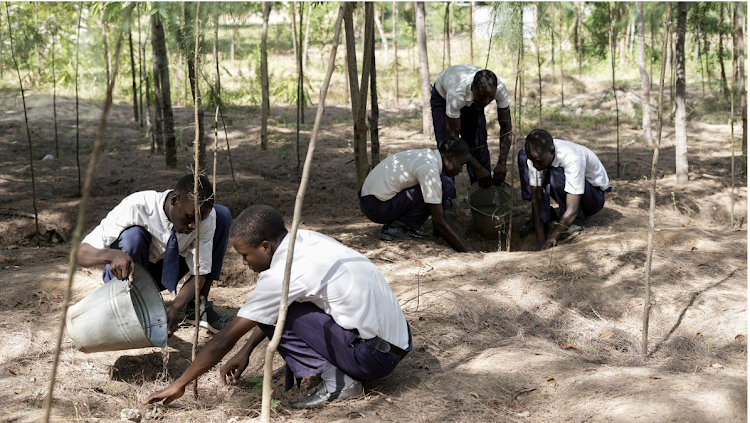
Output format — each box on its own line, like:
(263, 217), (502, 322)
(475, 167), (492, 188)
(143, 383), (185, 405)
(492, 163), (507, 186)
(109, 250), (134, 283)
(165, 304), (181, 337)
(220, 352), (250, 385)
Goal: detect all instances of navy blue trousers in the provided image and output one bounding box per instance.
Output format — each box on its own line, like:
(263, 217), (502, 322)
(430, 85), (491, 200)
(257, 302), (411, 391)
(359, 177), (456, 231)
(102, 204), (232, 290)
(517, 149), (605, 225)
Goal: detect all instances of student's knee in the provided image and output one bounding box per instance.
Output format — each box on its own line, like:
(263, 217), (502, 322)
(114, 226), (151, 256)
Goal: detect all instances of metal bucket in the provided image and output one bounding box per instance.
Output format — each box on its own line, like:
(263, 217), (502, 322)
(66, 264), (168, 353)
(468, 182), (513, 239)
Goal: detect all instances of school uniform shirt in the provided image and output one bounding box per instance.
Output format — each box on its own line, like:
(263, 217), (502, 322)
(434, 64), (510, 119)
(360, 148), (444, 204)
(527, 139), (610, 195)
(82, 190), (216, 276)
(237, 230), (409, 350)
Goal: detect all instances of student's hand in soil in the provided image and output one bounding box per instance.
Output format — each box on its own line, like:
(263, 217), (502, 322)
(220, 352), (249, 384)
(492, 163), (507, 186)
(165, 305), (180, 337)
(143, 383), (185, 405)
(475, 167), (492, 188)
(109, 250), (134, 283)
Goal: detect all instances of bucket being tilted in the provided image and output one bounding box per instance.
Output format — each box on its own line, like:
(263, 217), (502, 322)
(66, 264), (168, 353)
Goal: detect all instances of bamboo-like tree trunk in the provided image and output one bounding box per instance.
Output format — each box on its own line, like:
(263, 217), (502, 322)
(609, 3), (621, 179)
(128, 10), (139, 122)
(152, 14), (177, 165)
(260, 6), (345, 422)
(637, 2), (652, 145)
(469, 1), (474, 64)
(416, 2), (432, 138)
(44, 7), (131, 419)
(102, 9), (111, 87)
(52, 31), (59, 158)
(719, 3), (730, 105)
(261, 2), (271, 151)
(643, 2), (671, 357)
(370, 26), (380, 168)
(674, 2), (688, 186)
(392, 1), (398, 104)
(577, 1), (583, 78)
(6, 3), (39, 245)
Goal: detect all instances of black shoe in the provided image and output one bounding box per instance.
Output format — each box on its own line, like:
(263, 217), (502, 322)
(379, 221), (426, 241)
(519, 220), (534, 238)
(289, 380), (364, 409)
(185, 299), (234, 334)
(560, 219), (586, 240)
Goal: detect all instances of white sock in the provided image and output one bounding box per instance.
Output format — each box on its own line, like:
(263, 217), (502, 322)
(321, 365), (356, 393)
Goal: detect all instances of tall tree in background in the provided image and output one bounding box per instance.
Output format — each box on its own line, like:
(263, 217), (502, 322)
(151, 14), (165, 153)
(470, 1), (474, 64)
(609, 2), (621, 178)
(102, 8), (111, 86)
(577, 1), (583, 78)
(392, 1), (398, 104)
(183, 3), (206, 168)
(443, 2), (450, 69)
(559, 1), (564, 106)
(370, 25), (380, 168)
(260, 2), (271, 151)
(152, 12), (177, 165)
(51, 18), (59, 157)
(128, 9), (138, 122)
(718, 3), (730, 104)
(416, 2), (432, 138)
(374, 5), (388, 63)
(674, 2), (688, 185)
(550, 2), (556, 84)
(636, 2), (652, 145)
(75, 3), (82, 196)
(737, 3), (746, 173)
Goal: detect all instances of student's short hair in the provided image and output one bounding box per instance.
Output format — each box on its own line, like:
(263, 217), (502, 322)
(438, 136), (471, 158)
(230, 205), (288, 247)
(525, 129), (554, 153)
(174, 174), (214, 208)
(472, 69), (498, 92)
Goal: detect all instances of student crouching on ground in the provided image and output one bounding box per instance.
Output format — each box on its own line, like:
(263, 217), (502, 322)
(144, 205), (411, 409)
(358, 136), (475, 253)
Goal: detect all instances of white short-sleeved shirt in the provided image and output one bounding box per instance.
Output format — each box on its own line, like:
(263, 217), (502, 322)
(237, 230), (409, 349)
(360, 148), (444, 204)
(434, 64), (510, 119)
(82, 190), (216, 276)
(527, 139), (610, 195)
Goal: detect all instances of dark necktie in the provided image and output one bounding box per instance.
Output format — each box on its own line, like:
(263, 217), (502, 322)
(161, 227), (180, 292)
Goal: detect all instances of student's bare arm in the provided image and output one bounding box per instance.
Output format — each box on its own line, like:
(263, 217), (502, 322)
(144, 317), (257, 405)
(493, 107), (513, 186)
(221, 326), (268, 384)
(446, 116), (461, 137)
(429, 204), (475, 252)
(447, 115), (491, 186)
(77, 243), (134, 282)
(541, 193), (581, 250)
(166, 275), (208, 336)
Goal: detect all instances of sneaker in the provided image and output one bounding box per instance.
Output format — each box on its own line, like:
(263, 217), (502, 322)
(519, 220), (534, 238)
(443, 199), (457, 220)
(185, 299), (234, 334)
(379, 221), (425, 241)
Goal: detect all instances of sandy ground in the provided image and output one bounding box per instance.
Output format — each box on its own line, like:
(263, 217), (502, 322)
(0, 72), (746, 422)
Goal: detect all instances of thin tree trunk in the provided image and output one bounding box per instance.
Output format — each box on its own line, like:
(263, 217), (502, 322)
(102, 9), (111, 87)
(300, 4), (305, 126)
(698, 28), (705, 97)
(609, 2), (621, 178)
(185, 4), (205, 169)
(352, 2), (374, 189)
(232, 24), (239, 61)
(370, 26), (380, 168)
(416, 2), (432, 138)
(738, 2), (746, 175)
(152, 14), (177, 166)
(6, 3), (40, 244)
(470, 1), (474, 65)
(296, 3), (303, 178)
(535, 35), (542, 127)
(302, 3), (312, 71)
(151, 15), (165, 153)
(52, 31), (59, 158)
(128, 11), (139, 122)
(392, 1), (398, 105)
(551, 2), (556, 84)
(375, 7), (388, 64)
(35, 3), (40, 86)
(443, 3), (450, 69)
(344, 3), (360, 115)
(577, 1), (583, 78)
(141, 20), (154, 152)
(259, 7), (344, 420)
(260, 2), (271, 151)
(650, 12), (655, 90)
(559, 1), (564, 106)
(719, 3), (730, 104)
(674, 2), (688, 186)
(75, 3), (82, 196)
(643, 2), (671, 357)
(44, 7), (131, 420)
(190, 3), (202, 398)
(138, 4), (144, 128)
(637, 2), (652, 145)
